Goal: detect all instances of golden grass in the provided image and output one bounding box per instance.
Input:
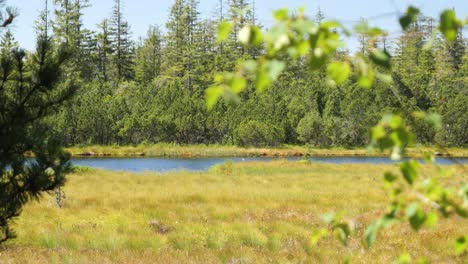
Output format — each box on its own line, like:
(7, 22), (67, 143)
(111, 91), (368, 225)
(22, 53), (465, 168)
(65, 143), (468, 158)
(1, 161), (467, 263)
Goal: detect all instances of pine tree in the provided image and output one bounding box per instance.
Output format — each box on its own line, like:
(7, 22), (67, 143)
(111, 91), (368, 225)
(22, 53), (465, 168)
(0, 29), (17, 54)
(1, 0), (78, 242)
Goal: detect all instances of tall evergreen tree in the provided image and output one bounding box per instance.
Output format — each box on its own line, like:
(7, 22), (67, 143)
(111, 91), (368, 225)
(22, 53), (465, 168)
(447, 30), (466, 72)
(109, 0), (134, 81)
(163, 0), (201, 91)
(135, 25), (162, 84)
(96, 19), (112, 82)
(34, 0), (50, 39)
(227, 0), (252, 56)
(52, 0), (73, 44)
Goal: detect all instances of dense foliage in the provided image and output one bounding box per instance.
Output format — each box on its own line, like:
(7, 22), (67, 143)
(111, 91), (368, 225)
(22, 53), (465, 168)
(212, 4), (467, 259)
(23, 0), (466, 147)
(0, 0), (77, 242)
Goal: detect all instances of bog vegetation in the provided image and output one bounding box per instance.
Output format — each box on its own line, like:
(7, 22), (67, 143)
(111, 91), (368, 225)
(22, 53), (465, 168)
(3, 162), (467, 263)
(13, 0), (465, 148)
(0, 0), (466, 262)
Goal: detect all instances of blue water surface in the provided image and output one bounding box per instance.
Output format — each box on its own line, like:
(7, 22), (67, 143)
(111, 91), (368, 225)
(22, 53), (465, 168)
(71, 156), (468, 173)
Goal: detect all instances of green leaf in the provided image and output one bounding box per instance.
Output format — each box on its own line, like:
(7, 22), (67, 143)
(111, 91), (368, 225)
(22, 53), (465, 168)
(274, 8), (289, 21)
(372, 125), (387, 139)
(254, 60), (285, 93)
(229, 76), (247, 93)
(439, 10), (462, 42)
(243, 60), (257, 73)
(368, 27), (384, 37)
(384, 172), (397, 183)
(399, 253), (412, 264)
(405, 202), (426, 230)
(296, 40), (311, 55)
(335, 223), (351, 245)
(371, 125), (386, 140)
(354, 21), (384, 37)
(217, 20), (232, 42)
(238, 26), (252, 45)
(310, 49), (327, 70)
(310, 228), (329, 246)
(250, 26), (263, 45)
(425, 212), (438, 228)
(381, 215), (399, 228)
(322, 212), (336, 224)
(327, 61), (351, 84)
(239, 26), (263, 46)
(388, 115), (404, 129)
(391, 145), (402, 161)
(401, 160), (419, 185)
(357, 58), (375, 88)
(370, 49), (391, 69)
(455, 236), (467, 255)
(266, 60), (286, 82)
(273, 34), (290, 51)
(416, 257), (429, 264)
(292, 20), (318, 35)
(321, 20), (341, 30)
(255, 70), (270, 93)
(399, 6), (420, 30)
(358, 67), (375, 88)
(205, 85), (224, 109)
(365, 221), (380, 246)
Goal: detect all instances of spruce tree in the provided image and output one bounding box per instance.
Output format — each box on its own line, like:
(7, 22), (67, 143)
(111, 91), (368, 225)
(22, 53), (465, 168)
(34, 0), (50, 38)
(109, 0), (134, 81)
(52, 0), (73, 44)
(135, 25), (162, 84)
(447, 30), (466, 72)
(96, 19), (112, 82)
(227, 0), (253, 56)
(163, 0), (201, 91)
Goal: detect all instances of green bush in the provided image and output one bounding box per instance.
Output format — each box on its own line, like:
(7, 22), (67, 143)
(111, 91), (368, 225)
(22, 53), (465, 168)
(296, 111), (323, 146)
(237, 120), (285, 147)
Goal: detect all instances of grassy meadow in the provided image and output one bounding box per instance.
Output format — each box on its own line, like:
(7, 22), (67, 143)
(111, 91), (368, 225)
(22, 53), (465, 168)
(65, 144), (468, 158)
(1, 161), (467, 263)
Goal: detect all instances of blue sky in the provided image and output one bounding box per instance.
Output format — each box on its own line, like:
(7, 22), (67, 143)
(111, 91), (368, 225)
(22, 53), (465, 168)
(7, 0), (468, 51)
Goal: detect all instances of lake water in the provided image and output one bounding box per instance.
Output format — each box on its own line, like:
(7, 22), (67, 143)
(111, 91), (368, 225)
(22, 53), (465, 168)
(71, 156), (468, 173)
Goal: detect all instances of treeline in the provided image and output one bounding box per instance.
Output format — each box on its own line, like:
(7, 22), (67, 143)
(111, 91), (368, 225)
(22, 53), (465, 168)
(5, 0), (465, 147)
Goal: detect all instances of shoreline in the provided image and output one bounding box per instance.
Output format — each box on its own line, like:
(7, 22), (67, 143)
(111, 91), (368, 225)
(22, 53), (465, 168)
(64, 144), (468, 158)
